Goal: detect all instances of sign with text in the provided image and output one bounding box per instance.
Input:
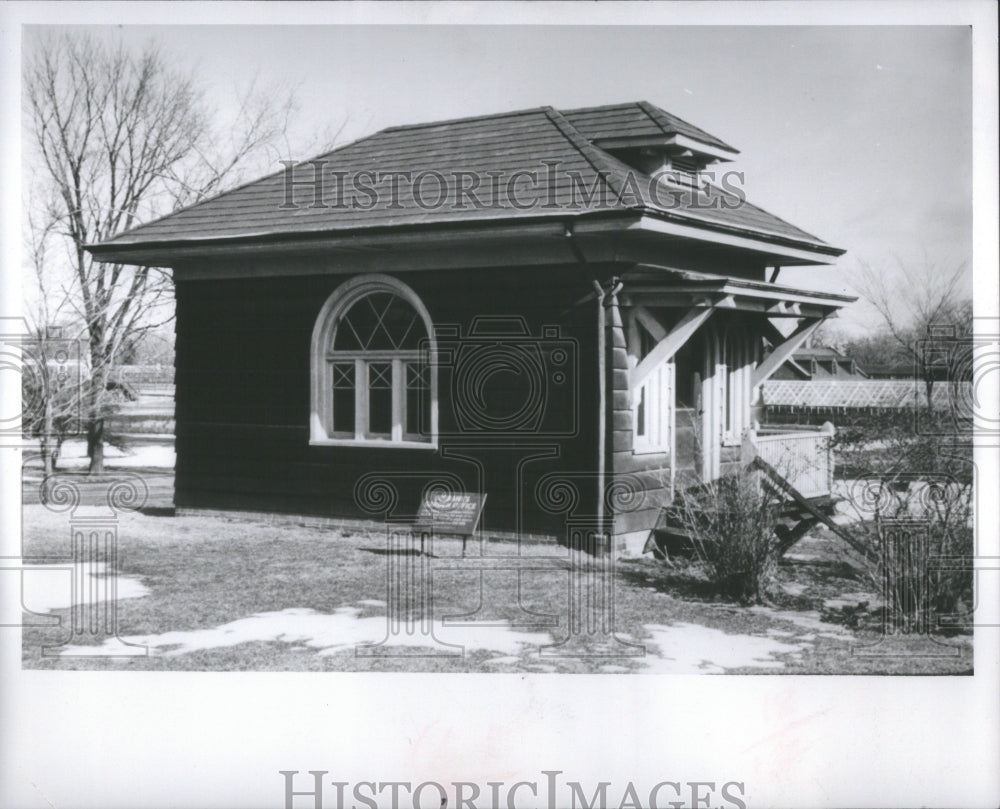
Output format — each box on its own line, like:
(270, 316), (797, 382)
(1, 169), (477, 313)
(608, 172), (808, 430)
(414, 491), (486, 537)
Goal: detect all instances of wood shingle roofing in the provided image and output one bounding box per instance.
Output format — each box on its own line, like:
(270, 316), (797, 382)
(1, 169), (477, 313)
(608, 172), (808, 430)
(91, 101), (838, 255)
(560, 101), (738, 153)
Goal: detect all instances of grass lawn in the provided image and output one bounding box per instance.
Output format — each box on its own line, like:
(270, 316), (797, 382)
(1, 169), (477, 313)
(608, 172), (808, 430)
(19, 502), (972, 674)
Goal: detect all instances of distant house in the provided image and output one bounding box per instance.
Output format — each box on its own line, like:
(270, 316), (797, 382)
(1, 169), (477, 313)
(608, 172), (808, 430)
(769, 346), (868, 380)
(87, 101), (851, 555)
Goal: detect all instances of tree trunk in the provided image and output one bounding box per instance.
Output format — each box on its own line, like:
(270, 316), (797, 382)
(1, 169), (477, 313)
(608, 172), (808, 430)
(41, 438), (55, 478)
(38, 437), (54, 505)
(87, 417), (105, 474)
(42, 397), (55, 475)
(86, 339), (108, 475)
(36, 392), (55, 504)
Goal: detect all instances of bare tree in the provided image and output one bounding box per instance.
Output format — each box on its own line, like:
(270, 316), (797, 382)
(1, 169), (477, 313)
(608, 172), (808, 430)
(805, 320), (848, 353)
(851, 254), (971, 401)
(24, 32), (312, 473)
(22, 189), (84, 482)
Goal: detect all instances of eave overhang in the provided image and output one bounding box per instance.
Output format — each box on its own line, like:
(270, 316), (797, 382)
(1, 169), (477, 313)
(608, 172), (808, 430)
(618, 213), (844, 265)
(86, 209), (844, 270)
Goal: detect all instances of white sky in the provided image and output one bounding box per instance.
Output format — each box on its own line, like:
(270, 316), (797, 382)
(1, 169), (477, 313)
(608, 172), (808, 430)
(19, 24), (975, 333)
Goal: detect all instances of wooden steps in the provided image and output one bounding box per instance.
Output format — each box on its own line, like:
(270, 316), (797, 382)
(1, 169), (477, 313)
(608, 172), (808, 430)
(649, 459), (869, 562)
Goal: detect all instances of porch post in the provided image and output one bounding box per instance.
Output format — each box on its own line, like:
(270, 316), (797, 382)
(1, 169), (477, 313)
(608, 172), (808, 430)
(700, 323), (724, 481)
(604, 281), (631, 551)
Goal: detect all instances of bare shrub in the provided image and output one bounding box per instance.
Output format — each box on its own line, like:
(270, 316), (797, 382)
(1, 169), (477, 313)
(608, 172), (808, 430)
(839, 421), (974, 632)
(674, 470), (779, 604)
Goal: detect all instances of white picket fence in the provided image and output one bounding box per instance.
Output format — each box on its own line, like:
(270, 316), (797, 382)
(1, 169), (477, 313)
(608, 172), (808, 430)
(762, 379), (968, 409)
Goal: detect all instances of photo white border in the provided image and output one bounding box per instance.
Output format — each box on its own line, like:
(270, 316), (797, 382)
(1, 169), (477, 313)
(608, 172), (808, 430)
(1, 3), (997, 808)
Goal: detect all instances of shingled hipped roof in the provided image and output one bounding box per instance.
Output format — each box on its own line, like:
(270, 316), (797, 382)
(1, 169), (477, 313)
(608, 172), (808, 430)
(90, 101), (841, 256)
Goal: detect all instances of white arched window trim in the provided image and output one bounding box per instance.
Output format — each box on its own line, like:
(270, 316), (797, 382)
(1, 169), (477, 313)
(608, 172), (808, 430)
(310, 274), (438, 449)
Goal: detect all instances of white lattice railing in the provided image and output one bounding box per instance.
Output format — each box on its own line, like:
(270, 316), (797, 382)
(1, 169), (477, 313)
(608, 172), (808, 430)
(762, 379), (968, 409)
(741, 423), (835, 499)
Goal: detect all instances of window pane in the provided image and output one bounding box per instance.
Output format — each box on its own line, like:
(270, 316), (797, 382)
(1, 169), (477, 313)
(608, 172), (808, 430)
(332, 362), (355, 434)
(334, 292), (425, 351)
(405, 361), (430, 437)
(367, 362), (392, 436)
(383, 296), (423, 350)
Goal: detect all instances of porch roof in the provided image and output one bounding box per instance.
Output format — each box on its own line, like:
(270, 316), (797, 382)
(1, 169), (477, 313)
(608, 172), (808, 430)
(620, 263), (855, 318)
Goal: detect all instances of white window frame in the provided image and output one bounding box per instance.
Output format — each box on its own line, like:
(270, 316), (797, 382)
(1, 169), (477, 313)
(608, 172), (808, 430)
(629, 316), (674, 456)
(633, 360), (674, 455)
(310, 274), (438, 449)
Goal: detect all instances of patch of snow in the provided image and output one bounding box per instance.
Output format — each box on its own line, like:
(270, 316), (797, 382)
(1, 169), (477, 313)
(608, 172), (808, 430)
(54, 439), (175, 469)
(20, 562), (150, 613)
(57, 604), (553, 658)
(639, 622), (807, 673)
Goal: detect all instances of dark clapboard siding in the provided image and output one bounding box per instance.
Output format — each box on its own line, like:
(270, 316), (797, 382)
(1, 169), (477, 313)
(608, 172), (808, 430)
(605, 292), (671, 548)
(174, 265), (602, 538)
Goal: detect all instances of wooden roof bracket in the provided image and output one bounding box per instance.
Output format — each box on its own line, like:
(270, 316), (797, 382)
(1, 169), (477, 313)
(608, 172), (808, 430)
(751, 315), (830, 388)
(630, 305), (715, 390)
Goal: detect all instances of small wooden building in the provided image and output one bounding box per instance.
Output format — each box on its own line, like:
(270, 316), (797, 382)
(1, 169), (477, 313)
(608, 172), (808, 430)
(88, 101), (852, 554)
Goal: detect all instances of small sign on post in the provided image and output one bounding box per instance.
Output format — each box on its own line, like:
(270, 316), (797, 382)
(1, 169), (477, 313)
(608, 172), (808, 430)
(414, 491), (486, 555)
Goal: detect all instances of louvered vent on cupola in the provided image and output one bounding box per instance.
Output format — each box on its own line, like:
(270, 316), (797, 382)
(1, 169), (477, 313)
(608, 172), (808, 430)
(606, 144), (710, 191)
(660, 152), (703, 189)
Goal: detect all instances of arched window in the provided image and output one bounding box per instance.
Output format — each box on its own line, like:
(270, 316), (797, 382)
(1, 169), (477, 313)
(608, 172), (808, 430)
(310, 275), (437, 447)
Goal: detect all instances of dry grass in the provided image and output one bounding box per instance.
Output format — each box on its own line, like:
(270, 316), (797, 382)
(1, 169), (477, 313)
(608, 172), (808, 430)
(19, 503), (972, 675)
